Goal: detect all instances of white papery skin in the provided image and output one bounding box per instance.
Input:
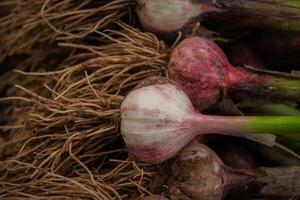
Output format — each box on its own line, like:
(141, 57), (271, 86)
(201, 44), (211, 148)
(121, 84), (202, 163)
(136, 0), (203, 33)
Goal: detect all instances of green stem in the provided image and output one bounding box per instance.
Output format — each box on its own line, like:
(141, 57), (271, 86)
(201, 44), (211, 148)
(213, 0), (300, 32)
(203, 115), (300, 142)
(246, 116), (300, 140)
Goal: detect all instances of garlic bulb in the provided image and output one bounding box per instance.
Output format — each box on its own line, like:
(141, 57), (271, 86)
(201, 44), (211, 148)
(121, 83), (300, 163)
(121, 83), (198, 163)
(168, 141), (227, 200)
(136, 0), (204, 33)
(167, 140), (300, 199)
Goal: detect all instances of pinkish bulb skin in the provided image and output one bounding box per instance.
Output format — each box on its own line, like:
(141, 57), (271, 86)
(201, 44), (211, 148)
(121, 84), (203, 163)
(169, 37), (264, 108)
(121, 83), (251, 163)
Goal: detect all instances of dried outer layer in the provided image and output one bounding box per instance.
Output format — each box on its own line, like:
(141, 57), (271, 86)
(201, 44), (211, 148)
(166, 141), (300, 200)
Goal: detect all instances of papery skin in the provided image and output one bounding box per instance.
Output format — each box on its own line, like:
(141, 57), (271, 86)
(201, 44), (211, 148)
(167, 141), (300, 199)
(168, 141), (232, 200)
(136, 0), (216, 33)
(121, 84), (202, 163)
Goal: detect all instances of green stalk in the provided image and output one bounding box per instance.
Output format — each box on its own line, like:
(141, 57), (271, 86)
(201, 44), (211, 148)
(214, 0), (300, 32)
(241, 104), (300, 152)
(246, 116), (300, 136)
(204, 116), (300, 142)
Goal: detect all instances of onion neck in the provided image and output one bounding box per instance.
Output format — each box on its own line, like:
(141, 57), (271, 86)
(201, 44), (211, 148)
(193, 114), (248, 135)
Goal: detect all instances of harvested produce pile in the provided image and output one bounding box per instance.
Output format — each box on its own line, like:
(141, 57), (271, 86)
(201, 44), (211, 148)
(1, 0), (300, 200)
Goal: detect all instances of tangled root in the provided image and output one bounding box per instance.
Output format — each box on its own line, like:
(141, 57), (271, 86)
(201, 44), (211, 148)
(0, 0), (133, 62)
(0, 23), (169, 199)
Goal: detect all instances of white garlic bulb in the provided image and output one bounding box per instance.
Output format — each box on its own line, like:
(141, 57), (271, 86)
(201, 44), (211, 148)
(121, 83), (199, 163)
